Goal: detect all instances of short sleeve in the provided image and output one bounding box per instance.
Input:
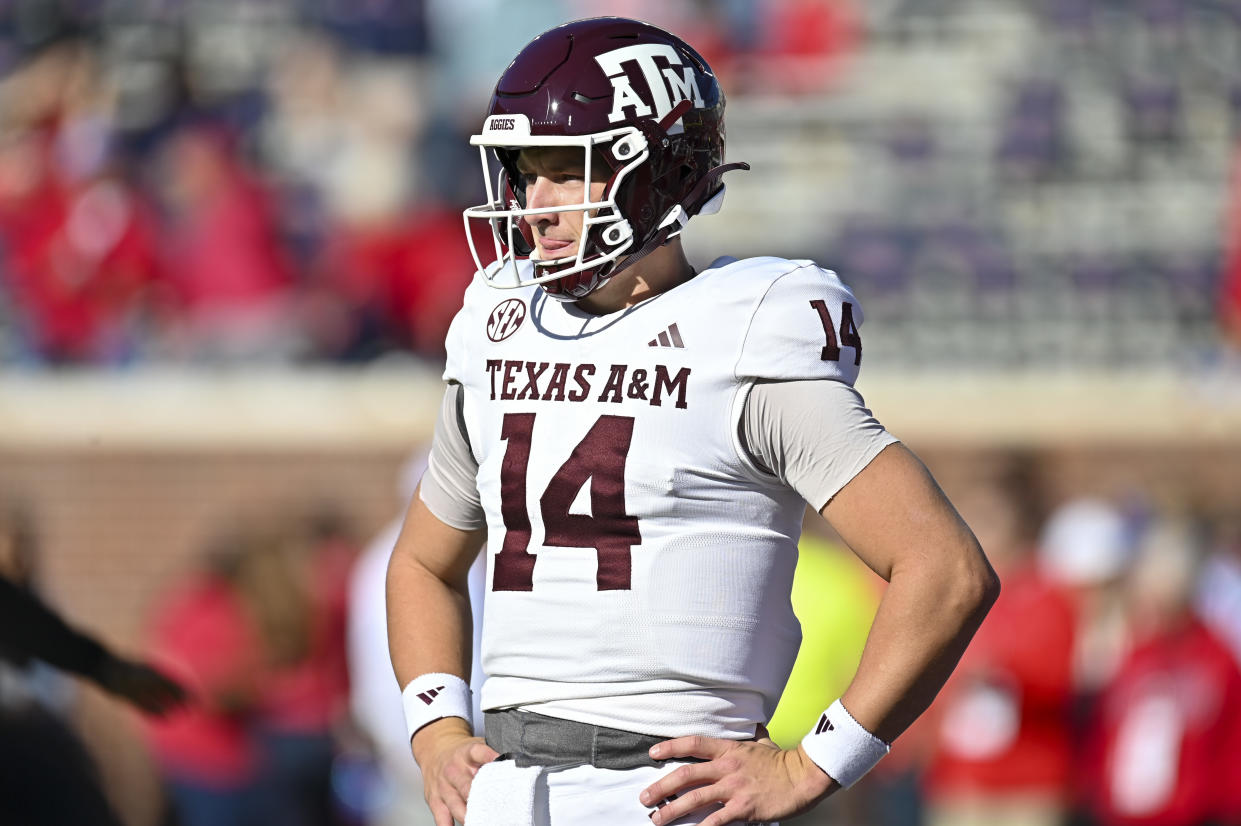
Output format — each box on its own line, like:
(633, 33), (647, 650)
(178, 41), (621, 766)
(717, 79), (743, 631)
(419, 383), (486, 532)
(742, 379), (898, 511)
(734, 264), (865, 385)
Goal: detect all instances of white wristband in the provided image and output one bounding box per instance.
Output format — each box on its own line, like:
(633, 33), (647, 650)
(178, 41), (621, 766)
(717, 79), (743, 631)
(799, 699), (890, 788)
(401, 673), (473, 742)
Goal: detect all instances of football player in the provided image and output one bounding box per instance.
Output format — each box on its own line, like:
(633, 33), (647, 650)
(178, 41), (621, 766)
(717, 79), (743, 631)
(387, 17), (999, 826)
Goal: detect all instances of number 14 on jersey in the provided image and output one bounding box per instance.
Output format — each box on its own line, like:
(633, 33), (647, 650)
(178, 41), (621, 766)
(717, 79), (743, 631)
(493, 413), (642, 592)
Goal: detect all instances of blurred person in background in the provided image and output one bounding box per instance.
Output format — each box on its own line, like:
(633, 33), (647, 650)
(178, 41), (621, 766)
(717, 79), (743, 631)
(1, 504), (186, 826)
(735, 0), (860, 96)
(1221, 141), (1241, 353)
(311, 199), (482, 362)
(346, 454), (484, 826)
(0, 35), (167, 364)
(1195, 512), (1241, 669)
(145, 531), (268, 826)
(1082, 518), (1241, 826)
(152, 122), (299, 361)
(921, 463), (1077, 826)
(1, 504), (75, 713)
(0, 505), (187, 711)
(347, 455), (437, 826)
(260, 32), (435, 362)
(1037, 498), (1134, 824)
(1038, 498), (1133, 711)
(246, 517), (356, 826)
(148, 516), (357, 826)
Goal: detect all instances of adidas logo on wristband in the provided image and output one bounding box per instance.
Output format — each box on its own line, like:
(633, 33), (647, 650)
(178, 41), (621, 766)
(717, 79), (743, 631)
(800, 699), (889, 789)
(417, 686), (446, 705)
(402, 673), (473, 741)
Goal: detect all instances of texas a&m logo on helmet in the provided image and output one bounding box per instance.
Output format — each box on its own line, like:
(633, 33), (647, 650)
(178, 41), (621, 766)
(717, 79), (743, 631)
(594, 44), (706, 126)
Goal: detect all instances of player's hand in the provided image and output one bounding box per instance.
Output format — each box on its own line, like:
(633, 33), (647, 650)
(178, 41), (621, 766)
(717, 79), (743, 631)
(639, 730), (838, 826)
(411, 717), (499, 826)
(96, 657), (190, 715)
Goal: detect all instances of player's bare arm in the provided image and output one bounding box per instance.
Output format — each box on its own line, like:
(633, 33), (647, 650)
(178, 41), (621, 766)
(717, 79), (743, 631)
(386, 492), (495, 826)
(642, 443), (999, 826)
(824, 443), (999, 742)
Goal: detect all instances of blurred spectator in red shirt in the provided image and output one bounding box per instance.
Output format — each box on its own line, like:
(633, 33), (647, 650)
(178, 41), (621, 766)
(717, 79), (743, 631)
(147, 515), (357, 826)
(313, 205), (480, 360)
(718, 0), (859, 96)
(145, 538), (265, 826)
(247, 515), (355, 826)
(1221, 141), (1241, 349)
(0, 40), (165, 364)
(154, 123), (299, 361)
(1037, 498), (1136, 822)
(1039, 498), (1134, 705)
(1084, 518), (1241, 826)
(923, 463), (1077, 826)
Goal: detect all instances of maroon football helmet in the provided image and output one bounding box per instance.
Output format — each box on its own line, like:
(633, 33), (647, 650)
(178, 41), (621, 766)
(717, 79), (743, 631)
(463, 17), (748, 300)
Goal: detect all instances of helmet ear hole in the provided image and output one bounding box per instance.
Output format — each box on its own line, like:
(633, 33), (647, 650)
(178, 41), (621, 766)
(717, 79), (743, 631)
(600, 220), (633, 248)
(611, 133), (646, 163)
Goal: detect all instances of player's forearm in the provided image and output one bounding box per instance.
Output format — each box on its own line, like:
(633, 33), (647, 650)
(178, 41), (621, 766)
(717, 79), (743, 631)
(840, 543), (999, 744)
(384, 520), (490, 775)
(385, 541), (475, 690)
(385, 489), (486, 692)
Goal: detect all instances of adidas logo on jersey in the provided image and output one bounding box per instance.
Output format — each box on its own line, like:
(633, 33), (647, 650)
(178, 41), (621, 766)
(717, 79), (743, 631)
(417, 686), (446, 705)
(647, 323), (685, 349)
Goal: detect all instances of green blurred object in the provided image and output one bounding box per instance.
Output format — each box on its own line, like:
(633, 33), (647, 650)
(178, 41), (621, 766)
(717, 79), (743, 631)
(767, 534), (880, 749)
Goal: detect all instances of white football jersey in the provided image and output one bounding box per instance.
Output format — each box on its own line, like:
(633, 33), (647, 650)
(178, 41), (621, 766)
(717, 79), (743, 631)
(443, 255), (867, 739)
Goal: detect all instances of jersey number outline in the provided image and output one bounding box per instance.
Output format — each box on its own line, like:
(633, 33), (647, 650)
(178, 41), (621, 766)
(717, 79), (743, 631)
(810, 299), (862, 366)
(494, 412), (642, 592)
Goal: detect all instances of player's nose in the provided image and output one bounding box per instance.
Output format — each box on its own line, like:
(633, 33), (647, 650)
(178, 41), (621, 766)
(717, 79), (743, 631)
(524, 176), (559, 225)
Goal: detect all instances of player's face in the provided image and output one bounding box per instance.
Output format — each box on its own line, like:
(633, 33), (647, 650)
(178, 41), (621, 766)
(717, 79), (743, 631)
(515, 147), (608, 262)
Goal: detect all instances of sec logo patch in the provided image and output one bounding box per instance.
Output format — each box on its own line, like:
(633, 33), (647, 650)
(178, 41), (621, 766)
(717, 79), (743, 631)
(486, 298), (526, 342)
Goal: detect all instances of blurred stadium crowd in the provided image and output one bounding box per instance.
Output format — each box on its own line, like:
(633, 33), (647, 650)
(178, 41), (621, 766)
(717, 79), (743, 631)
(0, 0), (859, 365)
(3, 1), (1241, 826)
(1, 0), (1239, 368)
